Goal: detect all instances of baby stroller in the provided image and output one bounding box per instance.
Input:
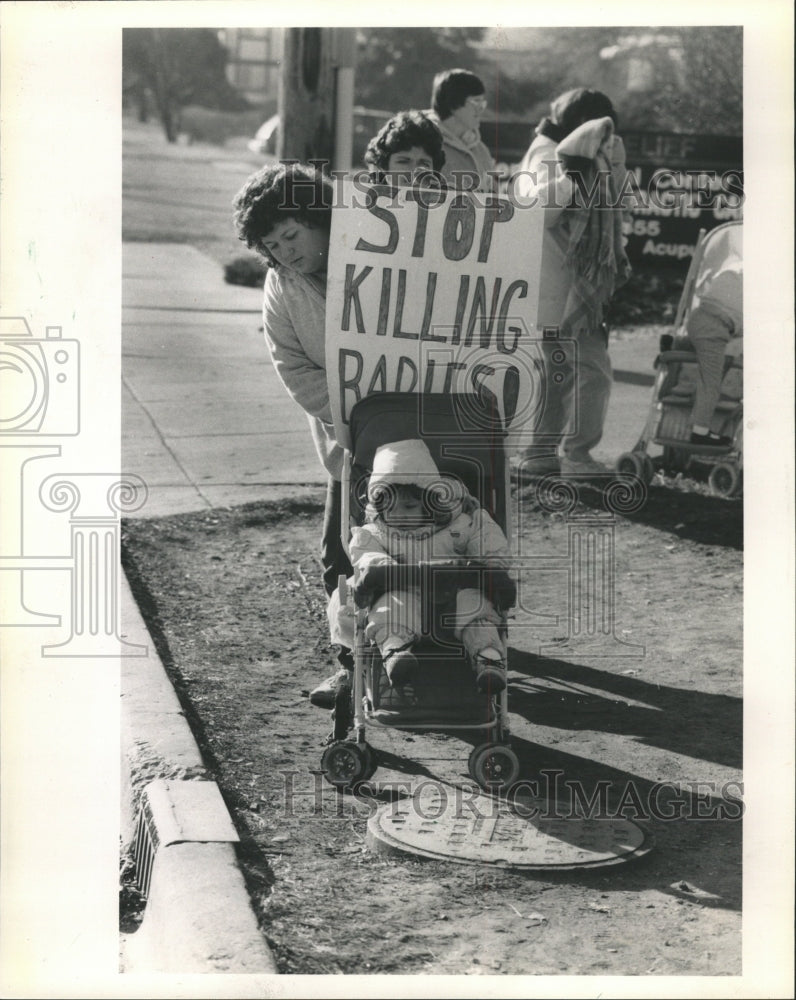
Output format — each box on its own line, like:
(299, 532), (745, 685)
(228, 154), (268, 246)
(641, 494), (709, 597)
(616, 221), (743, 497)
(320, 391), (521, 793)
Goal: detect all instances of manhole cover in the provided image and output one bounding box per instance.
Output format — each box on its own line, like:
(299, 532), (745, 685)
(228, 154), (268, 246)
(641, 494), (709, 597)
(367, 782), (650, 870)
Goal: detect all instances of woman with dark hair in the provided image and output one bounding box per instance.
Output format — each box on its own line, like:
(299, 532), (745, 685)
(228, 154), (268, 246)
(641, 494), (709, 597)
(426, 68), (496, 191)
(233, 162), (354, 700)
(512, 87), (632, 477)
(535, 87), (618, 145)
(363, 109), (446, 186)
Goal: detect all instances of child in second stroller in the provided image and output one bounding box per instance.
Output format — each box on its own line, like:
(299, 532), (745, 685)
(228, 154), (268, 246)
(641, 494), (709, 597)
(345, 437), (515, 693)
(687, 259), (743, 448)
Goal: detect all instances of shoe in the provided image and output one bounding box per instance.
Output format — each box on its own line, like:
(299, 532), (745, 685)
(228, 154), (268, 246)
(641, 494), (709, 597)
(309, 668), (351, 709)
(689, 430), (732, 448)
(510, 455), (561, 482)
(560, 456), (610, 476)
(382, 645), (419, 686)
(473, 649), (507, 694)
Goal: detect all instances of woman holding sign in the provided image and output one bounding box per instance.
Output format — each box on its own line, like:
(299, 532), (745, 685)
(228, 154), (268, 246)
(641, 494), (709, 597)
(233, 164), (353, 682)
(363, 109), (446, 186)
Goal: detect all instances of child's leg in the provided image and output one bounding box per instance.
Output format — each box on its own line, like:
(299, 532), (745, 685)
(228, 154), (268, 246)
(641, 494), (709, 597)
(460, 619), (504, 660)
(309, 579), (356, 709)
(366, 588), (423, 685)
(688, 305), (732, 432)
(326, 580), (355, 651)
(455, 589), (507, 693)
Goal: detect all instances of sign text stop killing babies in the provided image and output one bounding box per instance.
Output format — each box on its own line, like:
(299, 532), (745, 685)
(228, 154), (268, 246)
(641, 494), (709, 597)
(325, 178), (544, 448)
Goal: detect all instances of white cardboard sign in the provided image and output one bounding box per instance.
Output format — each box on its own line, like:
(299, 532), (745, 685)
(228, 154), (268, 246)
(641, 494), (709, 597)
(325, 178), (545, 450)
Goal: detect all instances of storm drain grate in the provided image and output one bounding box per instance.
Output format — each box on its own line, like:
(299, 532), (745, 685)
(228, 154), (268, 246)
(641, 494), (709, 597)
(132, 795), (159, 898)
(131, 779), (240, 899)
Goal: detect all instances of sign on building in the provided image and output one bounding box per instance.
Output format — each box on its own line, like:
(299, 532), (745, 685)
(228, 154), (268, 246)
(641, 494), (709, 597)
(621, 131), (743, 266)
(485, 121), (743, 269)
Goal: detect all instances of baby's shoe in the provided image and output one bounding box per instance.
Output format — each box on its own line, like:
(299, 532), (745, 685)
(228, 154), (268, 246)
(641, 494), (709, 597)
(309, 668), (351, 709)
(381, 637), (419, 687)
(689, 430), (732, 448)
(473, 647), (507, 694)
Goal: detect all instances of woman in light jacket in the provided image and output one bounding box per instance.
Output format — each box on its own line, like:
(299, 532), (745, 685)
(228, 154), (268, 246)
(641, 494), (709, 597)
(426, 68), (496, 192)
(233, 164), (353, 696)
(512, 88), (632, 477)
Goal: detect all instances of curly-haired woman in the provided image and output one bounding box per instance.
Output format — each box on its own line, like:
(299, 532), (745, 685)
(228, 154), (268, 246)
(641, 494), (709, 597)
(363, 109), (445, 187)
(233, 161), (351, 603)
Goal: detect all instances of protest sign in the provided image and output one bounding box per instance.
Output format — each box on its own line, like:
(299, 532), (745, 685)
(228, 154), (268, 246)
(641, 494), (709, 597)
(325, 178), (546, 450)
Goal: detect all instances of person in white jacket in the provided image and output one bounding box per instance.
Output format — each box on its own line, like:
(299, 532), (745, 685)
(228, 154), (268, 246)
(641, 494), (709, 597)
(329, 438), (514, 694)
(512, 88), (633, 477)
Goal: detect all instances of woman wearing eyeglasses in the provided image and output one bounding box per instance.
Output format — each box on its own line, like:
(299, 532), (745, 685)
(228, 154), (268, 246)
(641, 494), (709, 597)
(427, 68), (496, 192)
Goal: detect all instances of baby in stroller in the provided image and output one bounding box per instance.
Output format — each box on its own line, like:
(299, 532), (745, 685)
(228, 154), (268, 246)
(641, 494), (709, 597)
(329, 435), (515, 695)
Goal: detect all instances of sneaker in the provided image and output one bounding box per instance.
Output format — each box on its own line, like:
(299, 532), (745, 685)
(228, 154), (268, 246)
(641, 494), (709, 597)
(689, 430), (732, 448)
(474, 650), (507, 694)
(309, 668), (351, 709)
(560, 456), (610, 476)
(383, 648), (419, 686)
(510, 455), (561, 482)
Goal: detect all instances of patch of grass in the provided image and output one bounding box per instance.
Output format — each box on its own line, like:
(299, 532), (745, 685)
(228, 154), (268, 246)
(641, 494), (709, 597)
(611, 266), (686, 326)
(224, 254), (268, 288)
(180, 103), (276, 146)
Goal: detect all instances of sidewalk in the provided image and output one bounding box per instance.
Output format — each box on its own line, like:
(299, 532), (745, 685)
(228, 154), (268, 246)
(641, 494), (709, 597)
(120, 242), (322, 973)
(122, 243), (326, 519)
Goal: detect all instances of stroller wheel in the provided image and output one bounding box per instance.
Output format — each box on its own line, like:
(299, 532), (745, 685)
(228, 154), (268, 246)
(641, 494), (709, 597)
(321, 741), (372, 790)
(708, 462), (741, 498)
(468, 743), (521, 792)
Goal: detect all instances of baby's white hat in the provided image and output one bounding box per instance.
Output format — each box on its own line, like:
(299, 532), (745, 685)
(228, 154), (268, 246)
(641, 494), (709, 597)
(368, 439), (441, 494)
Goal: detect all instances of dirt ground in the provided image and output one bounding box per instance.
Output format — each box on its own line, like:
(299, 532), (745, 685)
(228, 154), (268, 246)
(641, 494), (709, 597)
(120, 469), (742, 977)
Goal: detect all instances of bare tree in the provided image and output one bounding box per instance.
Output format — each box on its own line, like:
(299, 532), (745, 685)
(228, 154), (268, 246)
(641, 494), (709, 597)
(123, 28), (248, 142)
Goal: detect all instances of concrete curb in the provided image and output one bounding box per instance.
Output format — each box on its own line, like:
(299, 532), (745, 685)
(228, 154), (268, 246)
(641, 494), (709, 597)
(120, 569), (278, 974)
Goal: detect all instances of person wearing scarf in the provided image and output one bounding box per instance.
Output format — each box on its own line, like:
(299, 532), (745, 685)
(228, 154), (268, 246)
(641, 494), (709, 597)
(512, 89), (633, 477)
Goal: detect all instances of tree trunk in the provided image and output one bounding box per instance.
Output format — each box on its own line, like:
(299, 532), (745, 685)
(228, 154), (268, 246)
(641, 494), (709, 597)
(150, 30), (178, 143)
(278, 27), (335, 167)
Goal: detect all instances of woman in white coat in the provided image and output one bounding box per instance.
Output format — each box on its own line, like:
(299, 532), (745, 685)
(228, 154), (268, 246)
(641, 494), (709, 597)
(512, 88), (633, 477)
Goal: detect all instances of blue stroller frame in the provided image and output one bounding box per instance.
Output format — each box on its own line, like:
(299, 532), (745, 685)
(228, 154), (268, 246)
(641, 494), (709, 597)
(320, 391), (521, 792)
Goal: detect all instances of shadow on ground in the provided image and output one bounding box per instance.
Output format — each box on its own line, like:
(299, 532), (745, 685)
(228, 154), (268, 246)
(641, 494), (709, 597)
(506, 651), (741, 770)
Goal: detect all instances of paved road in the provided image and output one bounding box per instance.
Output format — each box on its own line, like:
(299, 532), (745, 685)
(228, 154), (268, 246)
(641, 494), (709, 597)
(121, 241), (659, 520)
